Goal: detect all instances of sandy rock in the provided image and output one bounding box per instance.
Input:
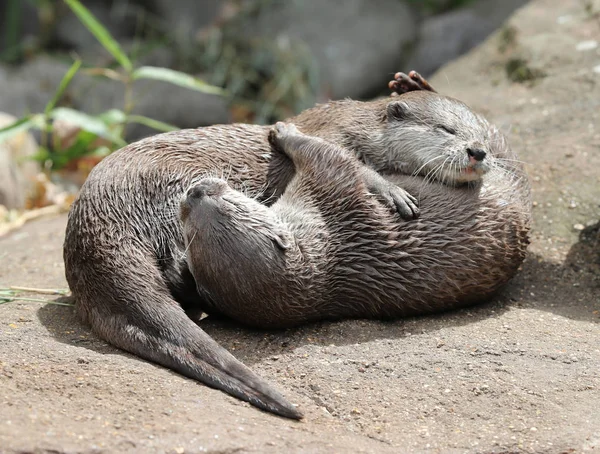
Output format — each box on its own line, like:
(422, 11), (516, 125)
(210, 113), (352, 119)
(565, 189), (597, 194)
(1, 0), (599, 453)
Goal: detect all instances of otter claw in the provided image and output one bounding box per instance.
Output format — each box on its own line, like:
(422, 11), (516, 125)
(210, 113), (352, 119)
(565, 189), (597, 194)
(389, 70), (436, 95)
(389, 187), (420, 221)
(373, 184), (419, 220)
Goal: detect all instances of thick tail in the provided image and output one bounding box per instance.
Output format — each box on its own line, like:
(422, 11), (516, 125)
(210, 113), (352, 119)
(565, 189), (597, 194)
(72, 270), (302, 419)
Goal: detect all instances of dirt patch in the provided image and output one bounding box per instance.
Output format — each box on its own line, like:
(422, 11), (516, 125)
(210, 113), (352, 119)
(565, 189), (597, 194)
(1, 0), (599, 452)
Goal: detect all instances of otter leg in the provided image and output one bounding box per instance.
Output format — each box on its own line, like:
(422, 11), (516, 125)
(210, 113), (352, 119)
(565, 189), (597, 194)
(388, 70), (437, 95)
(69, 247), (302, 420)
(270, 123), (419, 219)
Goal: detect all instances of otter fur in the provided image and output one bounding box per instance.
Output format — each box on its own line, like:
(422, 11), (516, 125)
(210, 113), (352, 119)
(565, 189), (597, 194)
(182, 120), (530, 330)
(63, 75), (530, 419)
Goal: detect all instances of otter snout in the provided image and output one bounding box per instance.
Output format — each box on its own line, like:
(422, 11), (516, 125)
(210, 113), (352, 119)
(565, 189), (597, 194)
(467, 147), (486, 162)
(186, 178), (229, 202)
(181, 178), (230, 223)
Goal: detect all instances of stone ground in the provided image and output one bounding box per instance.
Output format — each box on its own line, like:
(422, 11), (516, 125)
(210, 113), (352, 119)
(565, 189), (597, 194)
(1, 0), (599, 452)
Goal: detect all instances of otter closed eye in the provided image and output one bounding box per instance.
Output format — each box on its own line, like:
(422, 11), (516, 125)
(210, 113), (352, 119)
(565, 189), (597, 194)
(436, 125), (456, 135)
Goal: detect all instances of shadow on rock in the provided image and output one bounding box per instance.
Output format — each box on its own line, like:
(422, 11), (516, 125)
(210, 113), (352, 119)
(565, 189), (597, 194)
(37, 224), (599, 370)
(37, 297), (125, 357)
(507, 222), (600, 323)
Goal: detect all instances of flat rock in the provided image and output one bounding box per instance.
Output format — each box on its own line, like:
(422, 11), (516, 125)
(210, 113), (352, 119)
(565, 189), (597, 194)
(1, 0), (599, 452)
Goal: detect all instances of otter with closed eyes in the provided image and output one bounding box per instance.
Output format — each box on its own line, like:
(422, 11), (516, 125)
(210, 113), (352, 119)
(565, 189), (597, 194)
(64, 72), (530, 419)
(182, 117), (530, 329)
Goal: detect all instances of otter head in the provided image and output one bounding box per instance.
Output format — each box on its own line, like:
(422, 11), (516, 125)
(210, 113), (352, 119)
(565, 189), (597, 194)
(383, 91), (499, 185)
(180, 177), (292, 299)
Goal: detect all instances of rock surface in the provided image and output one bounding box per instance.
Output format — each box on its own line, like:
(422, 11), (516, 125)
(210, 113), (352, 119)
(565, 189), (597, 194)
(406, 0), (529, 76)
(235, 0), (418, 100)
(1, 0), (599, 452)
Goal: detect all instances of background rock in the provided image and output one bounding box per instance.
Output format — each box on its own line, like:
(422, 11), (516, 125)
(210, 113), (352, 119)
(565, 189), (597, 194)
(0, 56), (230, 141)
(153, 0), (224, 45)
(0, 0), (532, 130)
(235, 0), (418, 100)
(54, 1), (137, 53)
(406, 0), (529, 76)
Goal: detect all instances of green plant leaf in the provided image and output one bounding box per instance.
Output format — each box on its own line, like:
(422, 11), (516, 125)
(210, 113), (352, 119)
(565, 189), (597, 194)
(0, 115), (45, 144)
(45, 59), (82, 115)
(63, 0), (132, 72)
(98, 109), (127, 125)
(126, 115), (179, 132)
(30, 146), (52, 164)
(132, 66), (225, 95)
(50, 108), (127, 147)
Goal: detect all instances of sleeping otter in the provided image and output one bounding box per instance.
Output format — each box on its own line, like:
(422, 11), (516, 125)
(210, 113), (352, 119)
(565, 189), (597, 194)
(182, 115), (530, 328)
(64, 72), (530, 419)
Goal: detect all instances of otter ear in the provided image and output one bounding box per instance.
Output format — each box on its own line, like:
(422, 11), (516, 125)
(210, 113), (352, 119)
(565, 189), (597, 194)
(387, 101), (410, 121)
(268, 229), (292, 251)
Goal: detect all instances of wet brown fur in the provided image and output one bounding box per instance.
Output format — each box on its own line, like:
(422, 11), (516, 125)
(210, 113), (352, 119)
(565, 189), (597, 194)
(64, 91), (531, 419)
(183, 124), (531, 329)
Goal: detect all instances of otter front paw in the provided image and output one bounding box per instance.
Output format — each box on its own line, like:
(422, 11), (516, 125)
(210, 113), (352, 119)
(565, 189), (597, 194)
(364, 171), (419, 220)
(388, 70), (436, 96)
(377, 182), (419, 221)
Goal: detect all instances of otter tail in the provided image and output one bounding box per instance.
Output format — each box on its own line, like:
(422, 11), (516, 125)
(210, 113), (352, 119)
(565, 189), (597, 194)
(69, 254), (302, 419)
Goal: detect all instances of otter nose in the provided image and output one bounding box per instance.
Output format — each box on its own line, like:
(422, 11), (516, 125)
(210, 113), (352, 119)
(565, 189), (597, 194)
(186, 178), (228, 201)
(187, 185), (206, 200)
(467, 147), (487, 162)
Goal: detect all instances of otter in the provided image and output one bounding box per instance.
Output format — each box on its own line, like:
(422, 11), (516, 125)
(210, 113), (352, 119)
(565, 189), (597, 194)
(63, 72), (530, 419)
(182, 119), (530, 332)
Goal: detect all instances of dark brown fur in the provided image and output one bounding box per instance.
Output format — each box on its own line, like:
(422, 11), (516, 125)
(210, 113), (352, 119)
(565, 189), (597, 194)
(64, 88), (531, 419)
(183, 123), (531, 331)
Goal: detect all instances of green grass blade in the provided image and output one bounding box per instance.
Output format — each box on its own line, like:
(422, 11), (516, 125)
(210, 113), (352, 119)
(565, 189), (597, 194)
(63, 0), (132, 72)
(132, 66), (225, 95)
(98, 109), (127, 125)
(50, 108), (127, 148)
(126, 115), (179, 132)
(45, 59), (82, 115)
(2, 0), (21, 62)
(0, 115), (45, 144)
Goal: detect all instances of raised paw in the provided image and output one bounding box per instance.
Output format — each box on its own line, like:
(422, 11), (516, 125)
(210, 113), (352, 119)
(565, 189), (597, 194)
(381, 184), (420, 220)
(388, 70), (436, 96)
(275, 121), (298, 140)
(268, 122), (299, 152)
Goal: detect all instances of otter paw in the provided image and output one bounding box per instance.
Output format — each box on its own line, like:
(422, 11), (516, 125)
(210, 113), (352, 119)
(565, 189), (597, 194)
(275, 121), (298, 140)
(374, 182), (420, 220)
(388, 70), (436, 96)
(269, 122), (300, 151)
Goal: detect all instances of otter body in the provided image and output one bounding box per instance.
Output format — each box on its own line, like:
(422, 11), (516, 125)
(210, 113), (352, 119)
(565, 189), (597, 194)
(64, 75), (531, 418)
(65, 96), (417, 419)
(183, 122), (531, 330)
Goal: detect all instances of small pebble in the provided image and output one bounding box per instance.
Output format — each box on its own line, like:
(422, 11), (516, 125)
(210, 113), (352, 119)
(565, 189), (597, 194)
(573, 224), (585, 231)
